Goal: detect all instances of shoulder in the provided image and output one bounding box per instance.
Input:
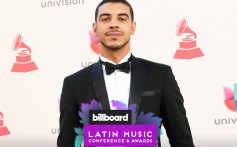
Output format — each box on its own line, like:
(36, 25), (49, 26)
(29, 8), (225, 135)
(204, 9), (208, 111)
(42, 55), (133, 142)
(136, 57), (171, 72)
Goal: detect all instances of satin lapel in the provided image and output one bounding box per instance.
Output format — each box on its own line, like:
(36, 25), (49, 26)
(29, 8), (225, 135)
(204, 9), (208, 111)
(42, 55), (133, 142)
(92, 61), (110, 110)
(129, 55), (147, 119)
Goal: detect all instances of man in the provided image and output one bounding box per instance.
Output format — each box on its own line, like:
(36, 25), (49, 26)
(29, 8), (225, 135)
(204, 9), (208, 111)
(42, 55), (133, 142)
(57, 0), (195, 147)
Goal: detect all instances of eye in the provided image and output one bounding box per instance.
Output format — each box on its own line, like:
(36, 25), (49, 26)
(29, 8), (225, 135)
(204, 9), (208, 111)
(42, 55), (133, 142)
(119, 17), (127, 21)
(100, 17), (110, 22)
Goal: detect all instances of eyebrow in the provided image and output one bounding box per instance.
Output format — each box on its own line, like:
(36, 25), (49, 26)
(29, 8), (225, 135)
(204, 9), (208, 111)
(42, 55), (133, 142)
(99, 13), (130, 19)
(118, 13), (129, 18)
(98, 13), (110, 19)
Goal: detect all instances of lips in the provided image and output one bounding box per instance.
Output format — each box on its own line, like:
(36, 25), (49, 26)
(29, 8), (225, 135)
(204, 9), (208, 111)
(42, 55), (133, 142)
(105, 31), (123, 36)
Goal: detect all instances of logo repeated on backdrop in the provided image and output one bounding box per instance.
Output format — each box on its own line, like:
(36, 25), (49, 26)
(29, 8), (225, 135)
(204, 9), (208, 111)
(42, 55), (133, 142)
(0, 112), (10, 136)
(89, 31), (100, 55)
(223, 83), (237, 112)
(214, 83), (237, 126)
(174, 18), (204, 59)
(11, 34), (38, 73)
(41, 0), (85, 8)
(81, 30), (99, 69)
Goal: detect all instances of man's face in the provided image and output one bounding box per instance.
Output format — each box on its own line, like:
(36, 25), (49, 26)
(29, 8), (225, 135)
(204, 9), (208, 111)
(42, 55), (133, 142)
(93, 2), (136, 50)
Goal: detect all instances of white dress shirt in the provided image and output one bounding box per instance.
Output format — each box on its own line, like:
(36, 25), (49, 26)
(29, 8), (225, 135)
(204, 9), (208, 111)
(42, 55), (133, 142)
(100, 52), (131, 110)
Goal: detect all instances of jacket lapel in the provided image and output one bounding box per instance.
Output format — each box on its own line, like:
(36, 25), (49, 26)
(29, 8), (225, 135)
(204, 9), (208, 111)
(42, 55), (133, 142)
(91, 61), (110, 110)
(129, 55), (148, 118)
(91, 55), (147, 113)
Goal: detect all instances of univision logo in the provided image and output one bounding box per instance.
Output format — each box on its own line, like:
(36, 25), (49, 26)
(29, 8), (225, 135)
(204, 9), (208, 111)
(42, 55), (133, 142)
(223, 83), (237, 112)
(89, 31), (100, 54)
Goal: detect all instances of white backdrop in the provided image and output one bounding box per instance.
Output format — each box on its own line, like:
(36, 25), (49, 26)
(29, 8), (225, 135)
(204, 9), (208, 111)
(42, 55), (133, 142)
(0, 0), (237, 147)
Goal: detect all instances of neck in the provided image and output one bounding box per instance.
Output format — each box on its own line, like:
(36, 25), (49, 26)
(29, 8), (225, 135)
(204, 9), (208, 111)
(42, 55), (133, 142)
(100, 46), (130, 64)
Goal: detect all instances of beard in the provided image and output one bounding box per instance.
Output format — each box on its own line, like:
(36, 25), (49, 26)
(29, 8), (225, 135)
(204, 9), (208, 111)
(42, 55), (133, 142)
(99, 39), (130, 50)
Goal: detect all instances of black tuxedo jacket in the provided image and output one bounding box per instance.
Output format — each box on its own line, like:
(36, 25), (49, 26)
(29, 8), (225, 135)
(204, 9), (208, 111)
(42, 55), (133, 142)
(57, 55), (194, 147)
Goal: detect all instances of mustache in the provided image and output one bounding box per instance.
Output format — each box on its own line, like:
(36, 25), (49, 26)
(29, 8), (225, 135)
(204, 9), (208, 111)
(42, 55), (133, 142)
(105, 30), (123, 36)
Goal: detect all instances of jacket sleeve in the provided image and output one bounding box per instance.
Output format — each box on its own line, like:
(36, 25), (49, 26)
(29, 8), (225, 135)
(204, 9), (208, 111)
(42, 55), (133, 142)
(57, 77), (80, 147)
(161, 66), (195, 147)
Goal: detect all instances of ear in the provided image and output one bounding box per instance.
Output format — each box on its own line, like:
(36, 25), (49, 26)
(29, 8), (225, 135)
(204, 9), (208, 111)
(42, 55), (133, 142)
(92, 23), (98, 37)
(131, 21), (136, 35)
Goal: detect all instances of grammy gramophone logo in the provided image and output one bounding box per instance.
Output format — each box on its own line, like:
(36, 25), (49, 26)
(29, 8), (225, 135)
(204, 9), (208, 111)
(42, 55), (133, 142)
(0, 112), (10, 136)
(174, 18), (204, 59)
(11, 34), (38, 72)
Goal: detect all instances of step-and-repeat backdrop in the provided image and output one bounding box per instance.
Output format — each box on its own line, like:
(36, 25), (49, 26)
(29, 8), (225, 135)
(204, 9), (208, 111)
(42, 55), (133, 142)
(0, 0), (237, 147)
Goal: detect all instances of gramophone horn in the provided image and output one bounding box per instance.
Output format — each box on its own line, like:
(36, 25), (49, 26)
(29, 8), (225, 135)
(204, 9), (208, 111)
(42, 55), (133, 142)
(13, 34), (31, 53)
(176, 18), (197, 39)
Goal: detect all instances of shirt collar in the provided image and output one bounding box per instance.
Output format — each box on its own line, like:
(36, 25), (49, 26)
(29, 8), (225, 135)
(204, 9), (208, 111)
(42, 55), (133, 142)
(100, 52), (131, 65)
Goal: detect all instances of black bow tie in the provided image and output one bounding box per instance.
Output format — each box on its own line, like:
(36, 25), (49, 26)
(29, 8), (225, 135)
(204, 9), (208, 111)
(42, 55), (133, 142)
(100, 60), (131, 75)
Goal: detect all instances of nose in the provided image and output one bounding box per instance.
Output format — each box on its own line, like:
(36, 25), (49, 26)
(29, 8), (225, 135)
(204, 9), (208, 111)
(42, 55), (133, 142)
(110, 26), (119, 29)
(109, 19), (119, 29)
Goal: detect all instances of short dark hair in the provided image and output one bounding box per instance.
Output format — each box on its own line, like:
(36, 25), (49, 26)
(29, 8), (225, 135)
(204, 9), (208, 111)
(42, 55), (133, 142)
(95, 0), (134, 22)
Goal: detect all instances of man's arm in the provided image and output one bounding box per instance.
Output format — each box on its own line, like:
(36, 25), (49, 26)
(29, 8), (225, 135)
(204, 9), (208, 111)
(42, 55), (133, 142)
(161, 67), (195, 147)
(57, 78), (79, 147)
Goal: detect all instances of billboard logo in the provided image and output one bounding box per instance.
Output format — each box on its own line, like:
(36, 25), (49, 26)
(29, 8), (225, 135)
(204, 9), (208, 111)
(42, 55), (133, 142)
(74, 99), (162, 147)
(84, 124), (157, 146)
(0, 112), (10, 136)
(11, 34), (38, 72)
(89, 110), (131, 124)
(174, 18), (204, 59)
(89, 31), (100, 54)
(223, 83), (237, 112)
